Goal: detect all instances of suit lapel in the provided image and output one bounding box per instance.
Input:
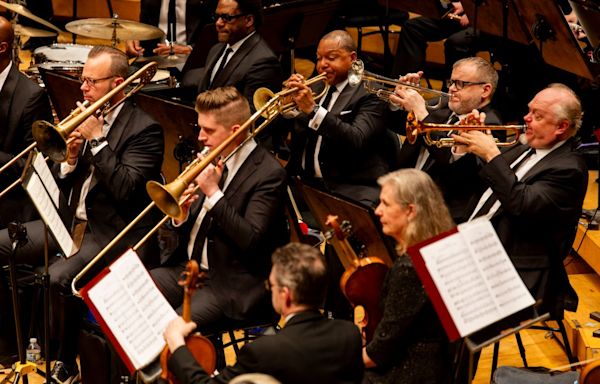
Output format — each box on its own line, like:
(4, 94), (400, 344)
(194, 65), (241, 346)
(200, 44), (226, 90)
(0, 65), (19, 147)
(212, 34), (260, 87)
(329, 83), (355, 115)
(223, 145), (261, 198)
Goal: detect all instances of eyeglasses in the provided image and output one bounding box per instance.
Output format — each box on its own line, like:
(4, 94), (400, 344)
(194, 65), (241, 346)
(212, 13), (247, 23)
(79, 75), (115, 87)
(446, 79), (486, 90)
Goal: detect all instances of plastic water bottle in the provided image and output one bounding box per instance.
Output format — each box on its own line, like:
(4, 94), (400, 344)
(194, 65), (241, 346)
(26, 337), (41, 364)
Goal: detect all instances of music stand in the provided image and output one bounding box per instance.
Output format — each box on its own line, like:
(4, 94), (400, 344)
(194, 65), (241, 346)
(296, 180), (395, 267)
(382, 0), (444, 19)
(570, 0), (600, 62)
(511, 0), (599, 79)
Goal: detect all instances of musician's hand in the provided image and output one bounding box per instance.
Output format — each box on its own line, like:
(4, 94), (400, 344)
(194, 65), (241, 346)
(164, 317), (197, 353)
(125, 40), (144, 57)
(362, 347), (376, 368)
(458, 13), (469, 27)
(391, 88), (429, 121)
(451, 130), (500, 163)
(153, 43), (192, 56)
(66, 130), (84, 165)
(173, 182), (200, 225)
(461, 109), (486, 125)
(397, 71), (423, 87)
(76, 113), (104, 142)
(194, 161), (225, 198)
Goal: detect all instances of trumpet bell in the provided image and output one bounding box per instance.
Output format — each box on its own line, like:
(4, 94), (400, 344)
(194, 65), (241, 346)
(146, 179), (186, 219)
(253, 87), (276, 118)
(32, 120), (68, 162)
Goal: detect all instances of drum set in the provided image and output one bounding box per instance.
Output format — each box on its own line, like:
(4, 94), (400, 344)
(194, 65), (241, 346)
(1, 0), (184, 85)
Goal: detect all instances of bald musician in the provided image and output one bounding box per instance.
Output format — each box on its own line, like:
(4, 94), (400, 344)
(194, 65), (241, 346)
(0, 16), (52, 229)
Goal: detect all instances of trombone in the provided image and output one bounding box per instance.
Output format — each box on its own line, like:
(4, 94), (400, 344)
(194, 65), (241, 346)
(71, 90), (285, 298)
(348, 59), (450, 109)
(253, 72), (329, 118)
(405, 113), (526, 148)
(0, 62), (158, 199)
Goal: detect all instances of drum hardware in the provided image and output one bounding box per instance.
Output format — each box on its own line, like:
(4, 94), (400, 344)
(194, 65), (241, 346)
(0, 0), (62, 33)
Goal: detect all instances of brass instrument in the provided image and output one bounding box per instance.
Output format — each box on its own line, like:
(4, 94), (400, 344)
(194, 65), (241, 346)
(348, 59), (450, 108)
(406, 113), (526, 148)
(253, 72), (329, 118)
(0, 63), (157, 201)
(32, 61), (158, 163)
(71, 89), (284, 298)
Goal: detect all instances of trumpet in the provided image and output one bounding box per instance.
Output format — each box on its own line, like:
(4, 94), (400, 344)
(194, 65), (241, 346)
(253, 72), (329, 118)
(32, 62), (158, 163)
(71, 89), (284, 298)
(406, 113), (526, 148)
(0, 63), (157, 200)
(348, 59), (450, 109)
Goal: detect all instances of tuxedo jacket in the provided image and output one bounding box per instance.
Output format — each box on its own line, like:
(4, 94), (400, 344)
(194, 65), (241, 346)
(168, 310), (364, 384)
(289, 83), (395, 206)
(196, 33), (282, 109)
(0, 64), (52, 228)
(53, 100), (164, 265)
(140, 0), (214, 50)
(162, 144), (289, 319)
(467, 139), (588, 315)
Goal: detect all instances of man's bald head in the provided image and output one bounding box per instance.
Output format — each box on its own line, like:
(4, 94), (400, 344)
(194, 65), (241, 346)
(0, 16), (14, 62)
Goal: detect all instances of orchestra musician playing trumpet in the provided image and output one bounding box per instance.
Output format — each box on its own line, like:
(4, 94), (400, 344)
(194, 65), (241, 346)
(451, 84), (587, 321)
(284, 30), (397, 207)
(150, 86), (289, 336)
(0, 46), (165, 384)
(390, 57), (502, 223)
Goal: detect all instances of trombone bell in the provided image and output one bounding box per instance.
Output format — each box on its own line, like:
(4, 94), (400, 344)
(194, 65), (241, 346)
(146, 179), (187, 219)
(253, 88), (277, 119)
(32, 120), (69, 163)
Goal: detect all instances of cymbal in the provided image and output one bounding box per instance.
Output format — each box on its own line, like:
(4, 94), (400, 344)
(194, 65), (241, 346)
(14, 24), (57, 38)
(65, 18), (164, 41)
(0, 1), (61, 33)
(135, 54), (189, 68)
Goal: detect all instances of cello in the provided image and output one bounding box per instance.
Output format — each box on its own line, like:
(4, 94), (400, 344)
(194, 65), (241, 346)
(160, 260), (217, 383)
(325, 215), (389, 343)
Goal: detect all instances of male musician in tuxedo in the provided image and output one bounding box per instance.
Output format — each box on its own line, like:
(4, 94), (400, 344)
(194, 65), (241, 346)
(452, 83), (587, 321)
(126, 0), (215, 56)
(163, 242), (364, 384)
(0, 46), (164, 383)
(150, 87), (289, 336)
(0, 15), (53, 364)
(0, 16), (52, 230)
(285, 29), (395, 207)
(389, 56), (502, 222)
(189, 0), (282, 111)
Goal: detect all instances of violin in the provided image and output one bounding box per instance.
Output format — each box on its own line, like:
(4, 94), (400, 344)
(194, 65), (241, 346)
(325, 215), (389, 343)
(160, 260), (217, 383)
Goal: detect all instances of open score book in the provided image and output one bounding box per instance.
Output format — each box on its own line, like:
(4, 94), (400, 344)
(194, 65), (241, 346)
(80, 249), (178, 373)
(407, 218), (535, 341)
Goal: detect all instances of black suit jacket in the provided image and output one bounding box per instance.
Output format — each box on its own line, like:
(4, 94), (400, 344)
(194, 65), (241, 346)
(0, 64), (52, 228)
(196, 33), (282, 110)
(168, 310), (364, 384)
(163, 144), (289, 319)
(289, 83), (393, 206)
(54, 100), (164, 265)
(139, 0), (214, 50)
(467, 139), (588, 315)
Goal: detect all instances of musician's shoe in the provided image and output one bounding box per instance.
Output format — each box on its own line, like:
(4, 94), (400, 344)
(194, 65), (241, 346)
(50, 361), (80, 384)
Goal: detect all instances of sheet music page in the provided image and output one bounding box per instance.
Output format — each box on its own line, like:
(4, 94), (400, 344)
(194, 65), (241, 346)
(420, 219), (534, 337)
(86, 249), (178, 370)
(23, 173), (74, 257)
(31, 151), (60, 207)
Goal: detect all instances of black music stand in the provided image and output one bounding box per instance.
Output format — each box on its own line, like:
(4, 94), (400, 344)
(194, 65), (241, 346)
(295, 179), (395, 267)
(381, 0), (444, 19)
(511, 0), (599, 79)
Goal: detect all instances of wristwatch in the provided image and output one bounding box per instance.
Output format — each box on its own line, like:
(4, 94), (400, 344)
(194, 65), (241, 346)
(90, 136), (107, 148)
(309, 104), (320, 118)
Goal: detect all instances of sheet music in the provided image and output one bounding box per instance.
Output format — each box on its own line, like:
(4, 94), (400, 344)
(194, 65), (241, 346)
(86, 249), (178, 370)
(420, 219), (534, 337)
(32, 152), (60, 207)
(23, 172), (74, 257)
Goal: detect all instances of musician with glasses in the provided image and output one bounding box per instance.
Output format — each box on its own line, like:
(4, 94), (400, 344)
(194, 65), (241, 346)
(162, 242), (364, 384)
(389, 56), (502, 222)
(0, 45), (164, 383)
(185, 0), (281, 112)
